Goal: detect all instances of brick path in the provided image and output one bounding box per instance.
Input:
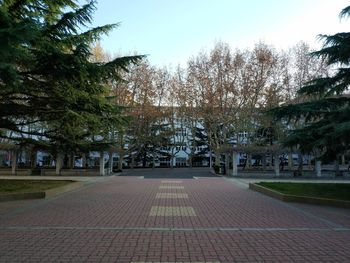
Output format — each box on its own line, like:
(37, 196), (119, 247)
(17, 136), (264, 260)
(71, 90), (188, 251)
(0, 168), (350, 262)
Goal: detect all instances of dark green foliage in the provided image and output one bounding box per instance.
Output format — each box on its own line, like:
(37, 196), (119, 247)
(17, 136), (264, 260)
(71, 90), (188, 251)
(252, 126), (277, 146)
(132, 122), (172, 167)
(268, 6), (350, 161)
(0, 0), (143, 152)
(193, 127), (209, 156)
(257, 182), (350, 201)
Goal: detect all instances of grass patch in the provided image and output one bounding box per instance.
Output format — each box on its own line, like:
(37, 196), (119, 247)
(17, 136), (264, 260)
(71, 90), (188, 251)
(0, 180), (72, 194)
(256, 182), (350, 201)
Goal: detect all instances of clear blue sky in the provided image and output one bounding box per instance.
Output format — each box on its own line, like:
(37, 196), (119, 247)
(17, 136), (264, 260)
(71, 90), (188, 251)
(89, 0), (349, 67)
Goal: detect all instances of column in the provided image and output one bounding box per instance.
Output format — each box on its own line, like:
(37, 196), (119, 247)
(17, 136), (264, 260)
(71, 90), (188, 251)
(99, 151), (105, 176)
(108, 151), (113, 174)
(274, 154), (280, 177)
(232, 152), (238, 177)
(315, 160), (322, 177)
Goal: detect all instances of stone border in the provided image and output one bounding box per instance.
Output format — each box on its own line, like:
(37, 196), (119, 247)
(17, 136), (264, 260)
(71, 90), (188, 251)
(249, 183), (350, 208)
(0, 181), (84, 202)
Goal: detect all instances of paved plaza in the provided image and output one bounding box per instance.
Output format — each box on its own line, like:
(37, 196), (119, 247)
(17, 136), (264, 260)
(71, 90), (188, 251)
(0, 168), (350, 262)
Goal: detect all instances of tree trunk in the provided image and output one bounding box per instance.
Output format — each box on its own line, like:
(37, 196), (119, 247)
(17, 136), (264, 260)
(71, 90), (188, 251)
(308, 155), (312, 170)
(152, 155), (155, 169)
(30, 150), (37, 168)
(225, 153), (229, 176)
(142, 152), (147, 168)
(118, 153), (123, 171)
(297, 153), (303, 176)
(246, 153), (251, 169)
(209, 150), (213, 168)
(11, 151), (17, 175)
(117, 132), (124, 171)
(341, 154), (346, 165)
(214, 151), (220, 167)
(131, 155), (135, 169)
(262, 154), (266, 171)
(99, 152), (105, 176)
(232, 152), (238, 176)
(82, 153), (87, 168)
(68, 153), (74, 169)
(55, 153), (62, 176)
(334, 158), (340, 176)
(274, 154), (280, 177)
(288, 152), (293, 170)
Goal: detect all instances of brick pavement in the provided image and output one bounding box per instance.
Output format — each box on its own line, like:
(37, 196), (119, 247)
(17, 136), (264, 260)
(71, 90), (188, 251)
(0, 168), (350, 262)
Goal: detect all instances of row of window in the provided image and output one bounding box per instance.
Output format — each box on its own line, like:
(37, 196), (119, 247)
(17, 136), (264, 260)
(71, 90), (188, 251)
(160, 146), (207, 151)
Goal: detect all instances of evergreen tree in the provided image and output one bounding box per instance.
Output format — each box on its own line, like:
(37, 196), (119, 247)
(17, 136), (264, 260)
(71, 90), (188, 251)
(191, 126), (210, 165)
(0, 0), (142, 152)
(269, 6), (350, 162)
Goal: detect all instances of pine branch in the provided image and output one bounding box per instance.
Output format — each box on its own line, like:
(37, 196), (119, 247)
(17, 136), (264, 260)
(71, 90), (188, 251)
(340, 5), (350, 19)
(48, 1), (96, 35)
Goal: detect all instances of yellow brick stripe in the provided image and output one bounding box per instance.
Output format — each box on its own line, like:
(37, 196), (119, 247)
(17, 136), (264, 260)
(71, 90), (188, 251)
(155, 193), (188, 199)
(159, 185), (184, 189)
(161, 180), (183, 183)
(149, 206), (196, 216)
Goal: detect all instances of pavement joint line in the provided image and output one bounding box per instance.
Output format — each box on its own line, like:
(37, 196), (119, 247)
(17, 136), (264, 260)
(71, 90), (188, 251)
(0, 226), (349, 232)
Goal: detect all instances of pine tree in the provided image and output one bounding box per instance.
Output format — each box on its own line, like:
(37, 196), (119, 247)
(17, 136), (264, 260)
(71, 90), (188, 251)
(0, 0), (142, 153)
(269, 6), (350, 162)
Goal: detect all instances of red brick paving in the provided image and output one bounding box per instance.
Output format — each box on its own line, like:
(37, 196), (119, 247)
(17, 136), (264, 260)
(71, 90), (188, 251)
(0, 169), (350, 262)
(0, 229), (349, 262)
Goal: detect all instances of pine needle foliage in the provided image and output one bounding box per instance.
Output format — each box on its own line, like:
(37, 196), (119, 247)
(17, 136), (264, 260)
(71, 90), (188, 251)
(0, 0), (143, 152)
(268, 6), (350, 161)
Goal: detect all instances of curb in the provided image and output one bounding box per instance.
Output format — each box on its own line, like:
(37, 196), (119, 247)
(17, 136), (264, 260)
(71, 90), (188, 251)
(249, 183), (350, 209)
(0, 181), (84, 202)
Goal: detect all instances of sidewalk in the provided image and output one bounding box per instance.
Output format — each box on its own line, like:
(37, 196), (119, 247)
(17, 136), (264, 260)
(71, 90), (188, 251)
(0, 169), (349, 262)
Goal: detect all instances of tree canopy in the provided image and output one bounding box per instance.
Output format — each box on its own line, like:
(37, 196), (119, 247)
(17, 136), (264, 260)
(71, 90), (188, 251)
(0, 0), (142, 153)
(268, 6), (350, 161)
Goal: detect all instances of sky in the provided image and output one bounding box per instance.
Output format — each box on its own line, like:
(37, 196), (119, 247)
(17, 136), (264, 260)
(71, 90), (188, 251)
(89, 0), (349, 67)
